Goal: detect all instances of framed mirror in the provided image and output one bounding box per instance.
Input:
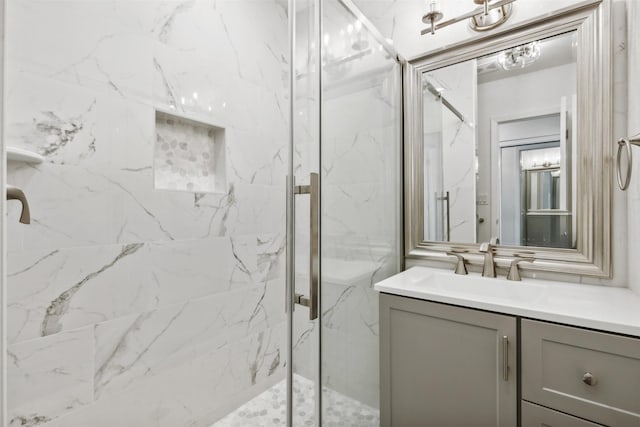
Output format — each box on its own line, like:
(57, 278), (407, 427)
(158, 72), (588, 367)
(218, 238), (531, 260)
(404, 0), (612, 277)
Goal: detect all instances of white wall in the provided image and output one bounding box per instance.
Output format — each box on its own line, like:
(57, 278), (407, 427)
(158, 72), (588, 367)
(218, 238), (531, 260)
(353, 0), (605, 60)
(627, 0), (640, 294)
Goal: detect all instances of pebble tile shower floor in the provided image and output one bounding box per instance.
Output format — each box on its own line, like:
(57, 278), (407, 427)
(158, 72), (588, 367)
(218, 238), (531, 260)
(212, 375), (379, 426)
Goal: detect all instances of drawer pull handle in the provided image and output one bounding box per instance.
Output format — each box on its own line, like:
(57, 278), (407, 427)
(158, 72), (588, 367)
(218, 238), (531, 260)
(582, 372), (597, 386)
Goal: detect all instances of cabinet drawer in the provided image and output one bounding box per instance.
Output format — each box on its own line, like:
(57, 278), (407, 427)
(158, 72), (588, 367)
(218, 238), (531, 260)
(522, 401), (604, 427)
(522, 319), (640, 426)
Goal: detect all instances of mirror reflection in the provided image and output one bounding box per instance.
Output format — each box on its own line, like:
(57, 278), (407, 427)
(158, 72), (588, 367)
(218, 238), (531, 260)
(422, 31), (577, 249)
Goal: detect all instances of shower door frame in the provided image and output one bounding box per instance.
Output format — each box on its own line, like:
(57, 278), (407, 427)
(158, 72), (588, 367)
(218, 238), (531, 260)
(0, 0), (8, 424)
(285, 0), (404, 425)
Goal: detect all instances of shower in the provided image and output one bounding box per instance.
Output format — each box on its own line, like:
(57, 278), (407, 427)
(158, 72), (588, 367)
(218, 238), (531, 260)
(0, 0), (402, 426)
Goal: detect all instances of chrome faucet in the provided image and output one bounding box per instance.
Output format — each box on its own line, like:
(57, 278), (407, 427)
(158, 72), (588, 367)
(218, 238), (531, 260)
(446, 252), (468, 275)
(506, 257), (534, 281)
(478, 237), (498, 278)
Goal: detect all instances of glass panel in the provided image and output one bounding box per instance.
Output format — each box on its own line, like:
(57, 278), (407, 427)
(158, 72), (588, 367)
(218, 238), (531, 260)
(320, 0), (402, 425)
(4, 1), (289, 426)
(291, 0), (321, 426)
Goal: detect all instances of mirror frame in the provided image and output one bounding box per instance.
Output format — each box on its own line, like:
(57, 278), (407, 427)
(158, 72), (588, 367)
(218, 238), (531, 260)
(404, 0), (612, 277)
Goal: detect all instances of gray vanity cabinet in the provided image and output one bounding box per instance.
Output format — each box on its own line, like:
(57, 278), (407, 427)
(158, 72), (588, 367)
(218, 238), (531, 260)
(521, 320), (640, 426)
(380, 293), (518, 427)
(521, 401), (605, 427)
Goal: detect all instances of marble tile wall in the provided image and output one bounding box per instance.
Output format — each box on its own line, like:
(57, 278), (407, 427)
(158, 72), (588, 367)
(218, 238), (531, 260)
(426, 60), (477, 243)
(291, 68), (401, 410)
(5, 0), (289, 426)
(289, 1), (402, 410)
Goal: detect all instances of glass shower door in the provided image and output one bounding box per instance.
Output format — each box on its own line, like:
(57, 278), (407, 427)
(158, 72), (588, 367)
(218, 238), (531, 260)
(287, 0), (402, 425)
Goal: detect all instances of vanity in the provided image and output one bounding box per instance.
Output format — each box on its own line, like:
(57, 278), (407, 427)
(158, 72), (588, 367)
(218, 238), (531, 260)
(384, 0), (640, 424)
(376, 267), (640, 427)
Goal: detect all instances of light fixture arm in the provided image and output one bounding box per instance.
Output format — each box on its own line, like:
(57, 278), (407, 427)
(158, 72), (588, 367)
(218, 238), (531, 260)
(421, 0), (516, 36)
(422, 1), (444, 35)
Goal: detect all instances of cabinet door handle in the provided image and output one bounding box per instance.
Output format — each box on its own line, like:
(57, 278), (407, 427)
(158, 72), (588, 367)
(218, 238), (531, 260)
(502, 335), (509, 381)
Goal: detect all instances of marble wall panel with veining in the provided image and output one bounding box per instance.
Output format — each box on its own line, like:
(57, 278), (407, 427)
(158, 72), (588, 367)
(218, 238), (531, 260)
(7, 234), (286, 340)
(314, 65), (402, 410)
(6, 165), (286, 253)
(442, 117), (476, 242)
(427, 60), (477, 243)
(38, 323), (285, 427)
(7, 0), (155, 101)
(5, 0), (289, 425)
(7, 327), (94, 427)
(93, 282), (284, 399)
(8, 242), (152, 344)
(319, 258), (396, 408)
(321, 80), (400, 254)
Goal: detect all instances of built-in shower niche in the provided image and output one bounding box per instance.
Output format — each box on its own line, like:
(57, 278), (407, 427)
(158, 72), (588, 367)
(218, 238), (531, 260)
(154, 110), (226, 193)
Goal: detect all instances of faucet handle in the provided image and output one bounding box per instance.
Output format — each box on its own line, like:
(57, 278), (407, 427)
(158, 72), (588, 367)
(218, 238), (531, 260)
(479, 237), (499, 253)
(446, 252), (468, 275)
(506, 257), (534, 281)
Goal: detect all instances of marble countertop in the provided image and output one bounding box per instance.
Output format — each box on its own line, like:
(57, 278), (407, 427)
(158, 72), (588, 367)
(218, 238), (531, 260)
(374, 266), (640, 337)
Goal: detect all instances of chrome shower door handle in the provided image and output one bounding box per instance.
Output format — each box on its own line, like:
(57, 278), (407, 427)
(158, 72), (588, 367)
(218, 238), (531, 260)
(294, 173), (319, 320)
(6, 185), (31, 224)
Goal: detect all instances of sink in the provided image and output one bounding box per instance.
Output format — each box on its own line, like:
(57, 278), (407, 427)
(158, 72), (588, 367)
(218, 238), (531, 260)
(374, 266), (640, 337)
(384, 267), (548, 305)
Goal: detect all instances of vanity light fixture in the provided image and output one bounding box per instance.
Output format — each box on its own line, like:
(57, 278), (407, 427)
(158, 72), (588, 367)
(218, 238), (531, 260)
(497, 41), (541, 70)
(421, 0), (516, 36)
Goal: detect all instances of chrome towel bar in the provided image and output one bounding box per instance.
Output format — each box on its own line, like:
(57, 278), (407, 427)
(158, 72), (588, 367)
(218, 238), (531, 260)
(616, 133), (640, 190)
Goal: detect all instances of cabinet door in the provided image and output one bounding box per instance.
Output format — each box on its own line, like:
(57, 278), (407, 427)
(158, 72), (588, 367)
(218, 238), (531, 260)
(522, 401), (605, 427)
(380, 294), (517, 427)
